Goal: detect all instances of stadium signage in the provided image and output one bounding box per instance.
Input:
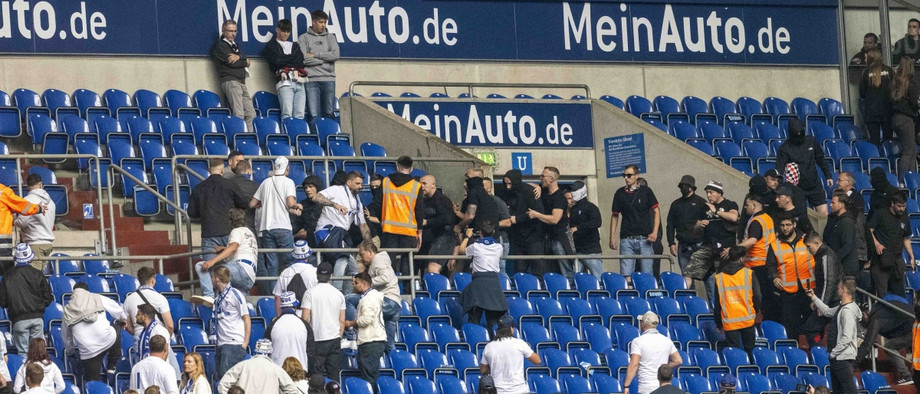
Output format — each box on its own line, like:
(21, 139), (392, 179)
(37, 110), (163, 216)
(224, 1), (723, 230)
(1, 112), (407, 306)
(0, 0), (837, 65)
(375, 100), (594, 148)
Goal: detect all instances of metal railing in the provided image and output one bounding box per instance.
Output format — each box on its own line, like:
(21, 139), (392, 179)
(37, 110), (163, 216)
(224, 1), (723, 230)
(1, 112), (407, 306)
(347, 81), (592, 100)
(4, 154), (108, 252)
(854, 287), (914, 371)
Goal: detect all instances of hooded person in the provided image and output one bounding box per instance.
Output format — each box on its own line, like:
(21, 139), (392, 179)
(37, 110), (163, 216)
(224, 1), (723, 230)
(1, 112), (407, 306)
(498, 169), (546, 275)
(774, 118), (834, 214)
(869, 166), (899, 217)
(568, 181), (604, 279)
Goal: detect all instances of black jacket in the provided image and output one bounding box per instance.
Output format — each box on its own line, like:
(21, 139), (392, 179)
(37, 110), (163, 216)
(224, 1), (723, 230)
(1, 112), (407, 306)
(869, 167), (899, 220)
(774, 136), (833, 191)
(824, 211), (857, 275)
(713, 261), (761, 329)
(188, 174), (250, 238)
(666, 193), (707, 246)
(422, 189), (455, 241)
(210, 37), (248, 83)
(499, 170), (544, 244)
(262, 39), (306, 82)
(570, 198), (602, 254)
(892, 73), (920, 117)
(0, 265), (53, 322)
(859, 65), (894, 121)
(812, 244), (841, 306)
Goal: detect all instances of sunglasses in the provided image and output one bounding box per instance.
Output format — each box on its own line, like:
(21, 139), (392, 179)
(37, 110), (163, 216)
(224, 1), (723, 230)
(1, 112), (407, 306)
(623, 173), (637, 178)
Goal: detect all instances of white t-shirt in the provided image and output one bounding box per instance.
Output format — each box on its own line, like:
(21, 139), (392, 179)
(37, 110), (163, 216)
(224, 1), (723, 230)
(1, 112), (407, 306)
(303, 283), (345, 341)
(14, 361), (64, 394)
(466, 240), (503, 273)
(315, 185), (365, 231)
(123, 287), (171, 339)
(268, 314), (309, 367)
(272, 262), (318, 317)
(130, 356), (180, 394)
(629, 329), (679, 394)
(214, 286), (250, 346)
(63, 297), (126, 360)
(480, 338), (534, 394)
(254, 176), (296, 232)
(228, 227), (258, 280)
(21, 388), (53, 394)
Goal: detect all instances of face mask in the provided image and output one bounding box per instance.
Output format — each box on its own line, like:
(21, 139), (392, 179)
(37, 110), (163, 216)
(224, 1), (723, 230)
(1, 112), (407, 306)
(679, 184), (693, 195)
(790, 130), (805, 144)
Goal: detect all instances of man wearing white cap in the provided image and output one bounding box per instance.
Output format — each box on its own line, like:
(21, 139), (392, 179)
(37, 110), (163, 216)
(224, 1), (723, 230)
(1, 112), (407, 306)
(266, 291), (315, 367)
(273, 240), (318, 316)
(218, 339), (299, 394)
(0, 244), (53, 353)
(623, 311), (682, 394)
(251, 156), (303, 294)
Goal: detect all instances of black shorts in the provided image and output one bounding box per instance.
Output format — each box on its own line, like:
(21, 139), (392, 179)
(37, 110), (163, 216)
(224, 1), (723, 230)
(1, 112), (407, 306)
(802, 185), (828, 208)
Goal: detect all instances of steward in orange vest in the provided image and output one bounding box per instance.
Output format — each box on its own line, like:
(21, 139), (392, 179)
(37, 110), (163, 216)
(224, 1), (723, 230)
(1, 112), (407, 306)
(714, 246), (761, 355)
(739, 194), (778, 322)
(766, 213), (816, 340)
(379, 156), (424, 275)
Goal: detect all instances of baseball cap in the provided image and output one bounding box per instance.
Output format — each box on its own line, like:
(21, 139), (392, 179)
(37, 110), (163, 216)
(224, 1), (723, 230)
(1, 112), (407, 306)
(479, 375), (496, 391)
(764, 168), (782, 179)
(720, 374), (738, 388)
(776, 184), (794, 197)
(317, 262), (333, 276)
(13, 243), (34, 265)
(308, 374), (325, 392)
(497, 314), (515, 329)
(280, 291), (299, 309)
(638, 311), (660, 326)
(292, 239), (312, 260)
(273, 156), (289, 175)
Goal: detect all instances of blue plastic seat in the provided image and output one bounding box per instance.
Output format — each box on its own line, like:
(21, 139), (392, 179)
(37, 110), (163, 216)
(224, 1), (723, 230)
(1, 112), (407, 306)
(344, 377), (374, 394)
(625, 95), (654, 118)
(163, 89), (198, 117)
(653, 95), (686, 124)
(252, 116), (282, 146)
(513, 273), (547, 299)
(611, 323), (639, 351)
(315, 117), (345, 147)
(528, 374), (561, 394)
(581, 322), (613, 353)
(710, 96), (741, 124)
(670, 120), (700, 141)
(761, 320), (797, 350)
(252, 91), (281, 118)
(73, 88), (106, 119)
(565, 298), (602, 328)
(133, 89), (169, 120)
(60, 115), (91, 144)
(780, 347), (818, 375)
(681, 96), (712, 124)
(752, 346), (788, 376)
(682, 374), (712, 394)
(531, 296), (570, 329)
(818, 97), (855, 127)
(13, 88), (48, 121)
(861, 370), (892, 394)
(681, 296), (713, 325)
(592, 374), (623, 394)
(193, 90), (229, 116)
(700, 122), (730, 143)
(600, 95), (624, 109)
(102, 89), (139, 119)
(405, 376), (436, 394)
(446, 349), (479, 378)
(48, 276), (75, 303)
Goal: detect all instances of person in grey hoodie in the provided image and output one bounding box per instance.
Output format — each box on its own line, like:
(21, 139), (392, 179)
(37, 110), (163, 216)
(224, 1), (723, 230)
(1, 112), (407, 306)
(297, 10), (340, 130)
(13, 174), (54, 270)
(807, 277), (861, 394)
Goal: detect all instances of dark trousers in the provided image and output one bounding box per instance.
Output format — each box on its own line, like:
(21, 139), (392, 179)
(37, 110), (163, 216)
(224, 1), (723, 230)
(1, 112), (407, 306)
(865, 120), (892, 146)
(752, 265), (780, 322)
(512, 240), (546, 276)
(80, 332), (122, 384)
(357, 341), (386, 385)
(914, 369), (920, 392)
(313, 338), (343, 383)
(893, 113), (918, 178)
(780, 291), (812, 340)
(468, 307), (506, 336)
(216, 344), (247, 379)
(830, 359), (857, 394)
(804, 313), (831, 348)
(872, 257), (906, 298)
(725, 326), (757, 356)
(381, 232), (417, 275)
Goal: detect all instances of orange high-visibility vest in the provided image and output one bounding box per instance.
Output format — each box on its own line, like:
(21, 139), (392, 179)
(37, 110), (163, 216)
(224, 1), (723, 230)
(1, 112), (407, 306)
(913, 321), (920, 370)
(716, 268), (757, 331)
(773, 237), (815, 293)
(745, 214), (776, 268)
(0, 183), (39, 236)
(380, 177), (420, 237)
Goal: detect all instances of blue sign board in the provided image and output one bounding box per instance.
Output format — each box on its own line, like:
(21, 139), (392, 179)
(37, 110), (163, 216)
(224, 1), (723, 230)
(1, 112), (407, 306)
(605, 133), (646, 178)
(375, 100), (594, 148)
(511, 152), (533, 175)
(82, 203), (94, 220)
(0, 0), (838, 65)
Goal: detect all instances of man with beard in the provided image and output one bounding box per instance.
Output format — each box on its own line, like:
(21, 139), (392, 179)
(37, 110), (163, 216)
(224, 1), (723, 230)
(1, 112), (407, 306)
(499, 170), (545, 275)
(314, 171), (370, 294)
(666, 175), (707, 288)
(686, 181), (739, 302)
(766, 214), (816, 340)
(869, 191), (913, 297)
(774, 118), (834, 215)
(418, 175), (456, 274)
(802, 231), (840, 349)
(824, 191), (858, 276)
(738, 194), (778, 321)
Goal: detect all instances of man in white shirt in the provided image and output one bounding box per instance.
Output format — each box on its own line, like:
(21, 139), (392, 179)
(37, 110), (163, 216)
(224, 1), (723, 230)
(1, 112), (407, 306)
(623, 312), (683, 394)
(197, 208), (258, 297)
(219, 339), (299, 394)
(314, 171), (371, 294)
(347, 241), (400, 353)
(62, 282), (125, 384)
(266, 291), (314, 366)
(124, 267), (174, 340)
(480, 315), (541, 394)
(21, 364), (52, 394)
(130, 335), (179, 394)
(302, 262), (345, 382)
(13, 174), (55, 269)
(273, 240), (317, 317)
(345, 273), (385, 384)
(251, 156), (302, 294)
(194, 266), (251, 378)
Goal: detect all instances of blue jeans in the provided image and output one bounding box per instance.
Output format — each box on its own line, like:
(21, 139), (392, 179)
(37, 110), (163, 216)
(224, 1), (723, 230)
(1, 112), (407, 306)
(306, 81), (336, 124)
(619, 237), (654, 277)
(578, 254), (604, 280)
(334, 255), (359, 295)
(258, 229), (294, 294)
(12, 318), (43, 354)
(345, 294), (401, 353)
(216, 344), (247, 378)
(201, 235), (229, 265)
(278, 83), (306, 119)
(550, 240), (575, 278)
(196, 260), (255, 298)
(500, 238), (511, 276)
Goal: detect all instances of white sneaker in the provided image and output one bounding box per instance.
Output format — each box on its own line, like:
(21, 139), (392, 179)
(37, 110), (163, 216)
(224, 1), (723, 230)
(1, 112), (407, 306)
(190, 296), (214, 308)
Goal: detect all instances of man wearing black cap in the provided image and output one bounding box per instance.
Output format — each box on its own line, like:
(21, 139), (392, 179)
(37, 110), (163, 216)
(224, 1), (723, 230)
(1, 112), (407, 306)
(667, 175), (708, 288)
(302, 262), (345, 382)
(480, 315), (541, 394)
(292, 176), (325, 248)
(568, 181), (604, 279)
(775, 184), (814, 234)
(307, 374), (325, 394)
(774, 118), (834, 215)
(686, 180), (739, 302)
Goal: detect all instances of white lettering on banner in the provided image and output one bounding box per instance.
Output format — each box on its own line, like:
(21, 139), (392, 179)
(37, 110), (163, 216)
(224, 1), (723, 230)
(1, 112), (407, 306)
(562, 3), (795, 56)
(0, 0), (106, 40)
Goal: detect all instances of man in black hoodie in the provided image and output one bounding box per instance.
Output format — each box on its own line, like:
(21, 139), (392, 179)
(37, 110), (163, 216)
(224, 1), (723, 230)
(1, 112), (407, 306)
(824, 191), (858, 276)
(667, 175), (708, 288)
(210, 19), (256, 132)
(774, 118), (834, 215)
(455, 168), (499, 236)
(262, 19), (307, 120)
(499, 170), (546, 275)
(802, 231), (841, 348)
(419, 175), (457, 274)
(568, 181), (603, 279)
(380, 156), (424, 276)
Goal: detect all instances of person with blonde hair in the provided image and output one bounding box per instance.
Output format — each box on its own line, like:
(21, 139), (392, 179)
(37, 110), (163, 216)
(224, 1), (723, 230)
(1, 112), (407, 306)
(180, 353), (211, 394)
(860, 47), (893, 145)
(889, 55), (920, 180)
(281, 357), (308, 393)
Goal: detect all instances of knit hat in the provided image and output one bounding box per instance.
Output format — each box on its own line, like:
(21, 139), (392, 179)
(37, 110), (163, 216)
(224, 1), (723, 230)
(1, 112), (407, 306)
(570, 181), (587, 202)
(292, 239), (312, 260)
(13, 243), (34, 265)
(280, 291), (299, 309)
(273, 156), (289, 176)
(704, 180), (723, 194)
(720, 374), (738, 388)
(679, 175), (696, 188)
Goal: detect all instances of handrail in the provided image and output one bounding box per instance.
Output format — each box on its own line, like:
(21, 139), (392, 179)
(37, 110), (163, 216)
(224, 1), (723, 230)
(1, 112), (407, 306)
(854, 286), (914, 370)
(105, 164), (194, 260)
(5, 154), (107, 253)
(348, 81), (592, 99)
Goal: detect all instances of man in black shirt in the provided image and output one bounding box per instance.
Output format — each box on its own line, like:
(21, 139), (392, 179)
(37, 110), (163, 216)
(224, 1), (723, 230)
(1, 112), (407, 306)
(686, 180), (739, 301)
(499, 170), (546, 275)
(228, 159), (258, 233)
(419, 175), (457, 274)
(869, 191), (914, 297)
(667, 175), (708, 288)
(568, 181), (603, 279)
(836, 172), (867, 265)
(802, 231), (840, 349)
(188, 158), (250, 263)
(774, 184), (813, 234)
(609, 164), (660, 281)
(528, 166), (574, 277)
(455, 168), (499, 237)
(824, 191), (858, 276)
(291, 176), (324, 249)
(484, 178), (512, 274)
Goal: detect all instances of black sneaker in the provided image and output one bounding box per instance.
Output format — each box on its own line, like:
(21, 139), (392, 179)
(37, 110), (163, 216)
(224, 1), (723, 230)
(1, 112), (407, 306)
(897, 377), (913, 385)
